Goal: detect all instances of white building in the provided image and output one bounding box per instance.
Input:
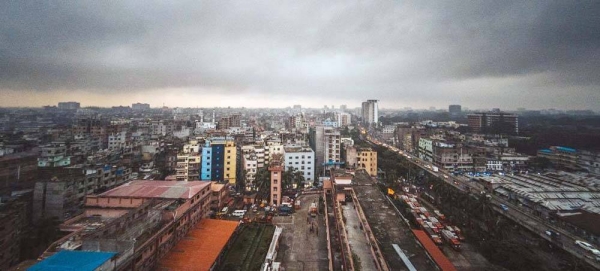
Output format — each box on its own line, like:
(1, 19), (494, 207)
(108, 131), (128, 150)
(315, 126), (341, 167)
(337, 112), (351, 127)
(284, 146), (315, 186)
(361, 99), (379, 125)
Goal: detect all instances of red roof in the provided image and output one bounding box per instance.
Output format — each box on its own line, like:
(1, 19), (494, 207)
(158, 219), (239, 271)
(412, 230), (456, 271)
(100, 180), (211, 199)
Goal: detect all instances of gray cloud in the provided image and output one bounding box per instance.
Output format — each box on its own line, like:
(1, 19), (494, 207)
(0, 1), (599, 109)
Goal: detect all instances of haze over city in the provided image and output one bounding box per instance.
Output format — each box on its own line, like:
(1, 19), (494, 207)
(1, 1), (599, 110)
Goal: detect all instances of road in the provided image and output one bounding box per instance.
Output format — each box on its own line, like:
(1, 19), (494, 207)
(362, 128), (600, 269)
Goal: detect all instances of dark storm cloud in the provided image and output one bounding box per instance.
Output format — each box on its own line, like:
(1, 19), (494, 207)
(0, 1), (599, 108)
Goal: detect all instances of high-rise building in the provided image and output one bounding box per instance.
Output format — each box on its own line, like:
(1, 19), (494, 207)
(314, 126), (341, 167)
(449, 104), (462, 115)
(337, 112), (351, 127)
(468, 110), (518, 134)
(361, 99), (379, 125)
(200, 138), (237, 185)
(58, 101), (80, 110)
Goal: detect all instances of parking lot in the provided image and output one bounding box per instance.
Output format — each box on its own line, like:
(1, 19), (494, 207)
(273, 193), (329, 271)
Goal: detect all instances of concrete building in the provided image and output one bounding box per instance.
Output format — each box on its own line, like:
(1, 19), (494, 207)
(313, 126), (341, 168)
(283, 146), (315, 186)
(538, 146), (600, 174)
(175, 153), (201, 181)
(210, 182), (231, 212)
(200, 138), (237, 185)
(108, 131), (128, 150)
(40, 180), (212, 270)
(38, 143), (71, 168)
(361, 99), (379, 126)
(468, 110), (519, 134)
(269, 160), (283, 206)
(132, 103), (150, 110)
(34, 165), (132, 222)
(337, 112), (351, 127)
(0, 197), (28, 270)
(357, 148), (378, 177)
(58, 101), (80, 110)
(449, 105), (462, 116)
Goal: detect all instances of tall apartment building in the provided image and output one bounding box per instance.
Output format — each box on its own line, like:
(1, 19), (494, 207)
(200, 139), (237, 184)
(337, 112), (351, 127)
(283, 146), (315, 186)
(468, 110), (518, 135)
(361, 99), (379, 125)
(175, 153), (201, 181)
(313, 126), (341, 168)
(58, 101), (80, 110)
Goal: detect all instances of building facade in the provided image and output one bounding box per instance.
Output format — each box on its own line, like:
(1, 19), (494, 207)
(361, 99), (379, 125)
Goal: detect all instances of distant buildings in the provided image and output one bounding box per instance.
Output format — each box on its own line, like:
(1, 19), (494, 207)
(538, 146), (600, 174)
(467, 110), (518, 134)
(361, 99), (379, 125)
(58, 101), (80, 110)
(131, 103), (150, 110)
(449, 104), (462, 116)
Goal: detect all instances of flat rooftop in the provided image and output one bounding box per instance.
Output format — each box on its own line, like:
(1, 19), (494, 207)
(28, 250), (117, 271)
(157, 219), (239, 271)
(100, 180), (211, 199)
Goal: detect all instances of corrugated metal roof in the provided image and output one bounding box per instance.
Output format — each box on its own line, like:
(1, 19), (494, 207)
(100, 180), (211, 199)
(158, 219), (239, 271)
(28, 250), (116, 271)
(412, 230), (456, 271)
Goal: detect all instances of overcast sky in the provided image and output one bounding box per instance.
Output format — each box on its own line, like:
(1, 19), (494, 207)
(1, 1), (599, 110)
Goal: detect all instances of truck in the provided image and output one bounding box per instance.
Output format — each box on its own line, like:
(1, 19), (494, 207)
(441, 229), (461, 251)
(279, 205), (293, 216)
(309, 202), (318, 217)
(432, 166), (439, 172)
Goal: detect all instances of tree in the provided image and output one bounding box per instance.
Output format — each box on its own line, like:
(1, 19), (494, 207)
(282, 167), (306, 190)
(254, 167), (271, 203)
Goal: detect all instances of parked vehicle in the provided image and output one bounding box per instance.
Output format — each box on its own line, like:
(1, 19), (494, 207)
(231, 210), (247, 217)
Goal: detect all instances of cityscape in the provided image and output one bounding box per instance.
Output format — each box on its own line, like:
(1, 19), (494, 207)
(2, 2), (600, 271)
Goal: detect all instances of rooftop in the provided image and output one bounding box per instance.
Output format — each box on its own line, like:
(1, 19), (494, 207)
(157, 219), (239, 271)
(100, 180), (211, 199)
(28, 250), (117, 271)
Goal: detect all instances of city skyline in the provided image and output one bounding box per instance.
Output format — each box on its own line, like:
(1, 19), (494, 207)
(1, 1), (599, 110)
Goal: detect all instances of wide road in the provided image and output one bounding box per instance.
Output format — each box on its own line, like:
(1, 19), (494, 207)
(363, 129), (600, 269)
